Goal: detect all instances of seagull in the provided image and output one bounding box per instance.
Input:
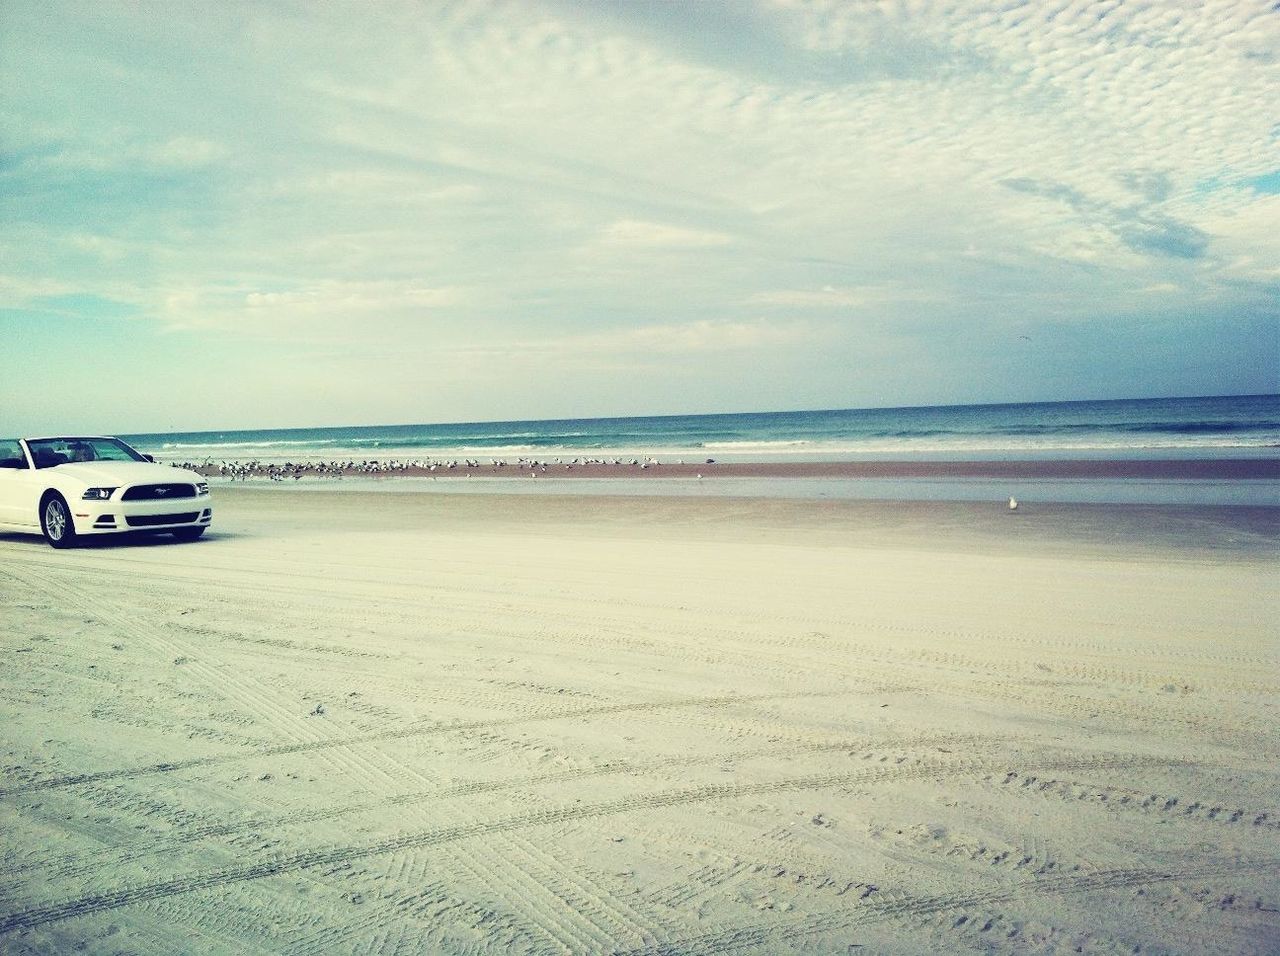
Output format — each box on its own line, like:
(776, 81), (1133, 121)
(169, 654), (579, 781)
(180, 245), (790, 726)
(1008, 497), (1019, 510)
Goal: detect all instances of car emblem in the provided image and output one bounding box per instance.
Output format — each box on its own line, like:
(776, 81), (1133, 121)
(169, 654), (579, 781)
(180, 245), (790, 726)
(156, 487), (169, 495)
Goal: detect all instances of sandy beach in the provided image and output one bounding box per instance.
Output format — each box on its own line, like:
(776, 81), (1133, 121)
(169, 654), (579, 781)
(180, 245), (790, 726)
(1, 486), (1277, 954)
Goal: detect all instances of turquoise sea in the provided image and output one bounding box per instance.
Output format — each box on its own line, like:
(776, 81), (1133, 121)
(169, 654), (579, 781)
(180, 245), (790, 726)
(127, 394), (1279, 463)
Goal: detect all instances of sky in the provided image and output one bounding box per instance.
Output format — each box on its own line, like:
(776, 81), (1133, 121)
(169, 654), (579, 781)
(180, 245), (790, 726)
(2, 0), (1278, 434)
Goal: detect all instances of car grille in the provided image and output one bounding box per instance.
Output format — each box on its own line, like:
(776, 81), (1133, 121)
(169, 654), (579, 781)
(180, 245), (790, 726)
(125, 512), (199, 527)
(121, 483), (196, 501)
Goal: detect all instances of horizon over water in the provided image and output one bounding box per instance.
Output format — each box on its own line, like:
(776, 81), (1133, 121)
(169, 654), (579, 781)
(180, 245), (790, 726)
(126, 393), (1279, 465)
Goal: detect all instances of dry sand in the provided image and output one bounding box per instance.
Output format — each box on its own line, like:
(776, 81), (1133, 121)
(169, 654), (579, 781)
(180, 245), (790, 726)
(1, 487), (1277, 954)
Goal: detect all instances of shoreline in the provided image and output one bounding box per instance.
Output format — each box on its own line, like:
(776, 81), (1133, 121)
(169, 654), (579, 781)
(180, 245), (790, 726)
(183, 456), (1280, 507)
(205, 485), (1280, 562)
(184, 456), (1280, 481)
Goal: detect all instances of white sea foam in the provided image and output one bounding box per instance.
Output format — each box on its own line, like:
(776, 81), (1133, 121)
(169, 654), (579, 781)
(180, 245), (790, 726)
(701, 440), (813, 449)
(159, 442), (340, 455)
(148, 434), (1280, 468)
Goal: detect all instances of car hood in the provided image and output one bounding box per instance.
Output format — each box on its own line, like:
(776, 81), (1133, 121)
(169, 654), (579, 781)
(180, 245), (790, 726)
(42, 461), (203, 487)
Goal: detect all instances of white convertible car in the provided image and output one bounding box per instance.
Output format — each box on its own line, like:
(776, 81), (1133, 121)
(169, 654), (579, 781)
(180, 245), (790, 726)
(0, 436), (212, 548)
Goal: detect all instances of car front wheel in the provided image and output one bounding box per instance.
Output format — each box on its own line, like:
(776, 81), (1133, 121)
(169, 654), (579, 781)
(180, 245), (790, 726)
(41, 494), (78, 549)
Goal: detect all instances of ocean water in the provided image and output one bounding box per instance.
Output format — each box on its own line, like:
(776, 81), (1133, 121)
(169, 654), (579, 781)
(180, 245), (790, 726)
(127, 394), (1279, 464)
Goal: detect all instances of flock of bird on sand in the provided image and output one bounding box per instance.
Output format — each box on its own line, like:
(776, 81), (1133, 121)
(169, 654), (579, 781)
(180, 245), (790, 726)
(177, 457), (710, 482)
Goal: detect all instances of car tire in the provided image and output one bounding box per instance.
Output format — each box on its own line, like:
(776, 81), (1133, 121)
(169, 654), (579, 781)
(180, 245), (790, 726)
(41, 493), (78, 549)
(171, 527), (206, 542)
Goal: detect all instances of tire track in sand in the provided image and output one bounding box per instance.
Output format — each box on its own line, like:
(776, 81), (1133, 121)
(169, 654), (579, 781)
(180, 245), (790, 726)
(2, 566), (410, 796)
(3, 561), (822, 948)
(186, 565), (1263, 743)
(240, 733), (984, 955)
(986, 769), (1280, 831)
(0, 689), (845, 799)
(0, 753), (1183, 935)
(0, 735), (981, 899)
(611, 858), (1280, 955)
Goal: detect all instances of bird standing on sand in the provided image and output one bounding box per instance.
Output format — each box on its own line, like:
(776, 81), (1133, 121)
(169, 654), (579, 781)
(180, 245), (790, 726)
(1009, 497), (1019, 510)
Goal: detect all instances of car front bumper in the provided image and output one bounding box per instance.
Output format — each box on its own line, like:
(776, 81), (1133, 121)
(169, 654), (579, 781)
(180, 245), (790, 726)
(71, 496), (213, 535)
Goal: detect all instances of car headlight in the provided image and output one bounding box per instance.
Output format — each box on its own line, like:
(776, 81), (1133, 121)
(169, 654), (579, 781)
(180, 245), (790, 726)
(82, 487), (118, 500)
(196, 481), (209, 495)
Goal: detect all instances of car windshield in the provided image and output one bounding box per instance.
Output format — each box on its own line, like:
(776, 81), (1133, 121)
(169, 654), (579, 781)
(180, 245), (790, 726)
(27, 437), (147, 469)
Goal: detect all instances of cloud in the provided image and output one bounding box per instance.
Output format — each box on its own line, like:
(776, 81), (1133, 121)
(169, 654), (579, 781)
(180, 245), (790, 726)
(142, 281), (464, 338)
(0, 274), (82, 301)
(147, 136), (226, 168)
(18, 135), (227, 175)
(581, 317), (810, 353)
(66, 233), (130, 260)
(597, 219), (735, 249)
(1001, 176), (1210, 260)
(451, 318), (815, 366)
(1201, 194), (1280, 284)
(243, 281), (460, 314)
(748, 284), (935, 309)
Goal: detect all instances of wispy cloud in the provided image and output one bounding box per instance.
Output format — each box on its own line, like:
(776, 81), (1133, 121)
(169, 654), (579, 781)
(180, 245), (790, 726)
(568, 317), (812, 354)
(597, 219), (735, 249)
(153, 281), (464, 336)
(748, 285), (935, 309)
(243, 282), (460, 314)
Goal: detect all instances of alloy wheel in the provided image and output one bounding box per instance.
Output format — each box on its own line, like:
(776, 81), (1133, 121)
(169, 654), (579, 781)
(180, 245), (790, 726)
(45, 500), (67, 541)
